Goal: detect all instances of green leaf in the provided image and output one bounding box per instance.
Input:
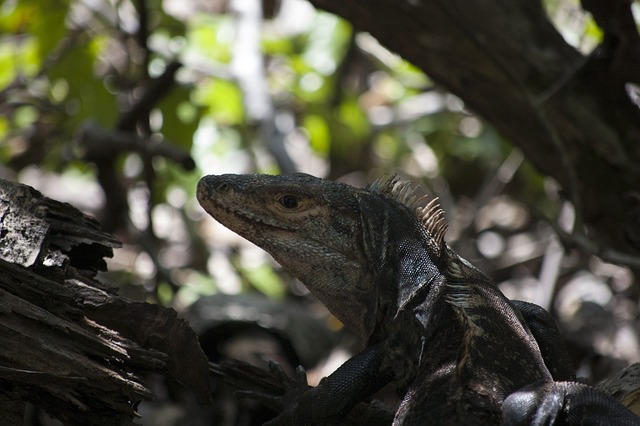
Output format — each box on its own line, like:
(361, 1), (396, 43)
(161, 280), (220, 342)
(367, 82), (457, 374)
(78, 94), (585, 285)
(157, 84), (202, 150)
(185, 15), (234, 64)
(5, 0), (70, 58)
(242, 264), (285, 299)
(0, 35), (40, 89)
(337, 96), (369, 140)
(193, 79), (244, 125)
(47, 41), (117, 128)
(262, 35), (294, 55)
(176, 271), (217, 306)
(13, 105), (39, 128)
(303, 12), (351, 76)
(303, 114), (330, 154)
(157, 281), (175, 305)
(583, 16), (604, 42)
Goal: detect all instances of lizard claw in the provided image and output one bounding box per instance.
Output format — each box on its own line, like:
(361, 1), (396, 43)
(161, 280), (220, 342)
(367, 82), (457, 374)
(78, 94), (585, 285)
(266, 361), (309, 388)
(235, 361), (315, 425)
(267, 361), (308, 386)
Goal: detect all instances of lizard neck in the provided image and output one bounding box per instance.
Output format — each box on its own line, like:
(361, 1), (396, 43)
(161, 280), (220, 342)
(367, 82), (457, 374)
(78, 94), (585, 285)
(357, 194), (447, 376)
(361, 195), (445, 319)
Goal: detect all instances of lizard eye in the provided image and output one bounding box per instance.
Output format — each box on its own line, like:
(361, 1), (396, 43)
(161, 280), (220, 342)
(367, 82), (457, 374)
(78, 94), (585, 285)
(278, 195), (300, 209)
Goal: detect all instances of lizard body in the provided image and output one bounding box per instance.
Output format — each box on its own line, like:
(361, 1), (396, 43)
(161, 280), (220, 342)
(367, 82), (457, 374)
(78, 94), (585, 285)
(197, 173), (639, 425)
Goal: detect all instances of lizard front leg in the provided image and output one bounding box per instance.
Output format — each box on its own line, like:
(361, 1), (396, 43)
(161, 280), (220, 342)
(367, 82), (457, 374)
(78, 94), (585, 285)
(511, 300), (575, 381)
(241, 343), (394, 425)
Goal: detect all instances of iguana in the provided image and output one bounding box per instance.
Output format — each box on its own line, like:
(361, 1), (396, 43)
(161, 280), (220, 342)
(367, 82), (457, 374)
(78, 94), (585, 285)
(197, 173), (640, 425)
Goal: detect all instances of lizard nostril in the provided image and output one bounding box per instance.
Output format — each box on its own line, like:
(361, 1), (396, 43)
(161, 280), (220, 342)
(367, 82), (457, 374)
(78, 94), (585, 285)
(216, 182), (230, 193)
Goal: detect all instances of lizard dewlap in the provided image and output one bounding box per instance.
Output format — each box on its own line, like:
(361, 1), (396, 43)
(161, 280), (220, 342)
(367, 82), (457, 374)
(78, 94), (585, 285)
(197, 173), (640, 426)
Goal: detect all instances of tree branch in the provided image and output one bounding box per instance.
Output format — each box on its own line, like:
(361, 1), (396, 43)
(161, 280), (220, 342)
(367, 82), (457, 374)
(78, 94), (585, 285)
(306, 0), (640, 254)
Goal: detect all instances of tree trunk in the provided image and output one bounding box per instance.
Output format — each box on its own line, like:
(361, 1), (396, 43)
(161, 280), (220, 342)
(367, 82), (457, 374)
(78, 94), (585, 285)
(308, 0), (640, 255)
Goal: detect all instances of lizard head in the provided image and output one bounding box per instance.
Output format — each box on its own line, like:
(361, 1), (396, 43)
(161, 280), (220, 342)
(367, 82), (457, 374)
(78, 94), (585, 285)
(197, 173), (378, 338)
(197, 173), (448, 342)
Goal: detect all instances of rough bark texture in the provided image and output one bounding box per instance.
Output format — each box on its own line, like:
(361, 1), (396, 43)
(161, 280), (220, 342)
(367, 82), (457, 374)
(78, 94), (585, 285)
(307, 0), (640, 255)
(600, 363), (640, 416)
(0, 179), (211, 424)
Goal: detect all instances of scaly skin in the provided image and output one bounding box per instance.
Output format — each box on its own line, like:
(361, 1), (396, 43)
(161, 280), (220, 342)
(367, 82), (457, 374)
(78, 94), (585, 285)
(197, 173), (640, 426)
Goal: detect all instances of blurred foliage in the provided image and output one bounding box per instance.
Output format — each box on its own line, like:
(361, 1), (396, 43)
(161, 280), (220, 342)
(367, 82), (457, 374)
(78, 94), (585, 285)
(0, 0), (637, 382)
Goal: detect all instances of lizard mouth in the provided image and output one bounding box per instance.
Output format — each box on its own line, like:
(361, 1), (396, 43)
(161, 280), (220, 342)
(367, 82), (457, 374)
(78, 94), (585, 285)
(197, 175), (298, 233)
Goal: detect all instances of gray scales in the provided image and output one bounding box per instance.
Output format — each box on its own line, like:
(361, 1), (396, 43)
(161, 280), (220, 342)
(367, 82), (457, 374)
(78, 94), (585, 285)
(197, 173), (640, 425)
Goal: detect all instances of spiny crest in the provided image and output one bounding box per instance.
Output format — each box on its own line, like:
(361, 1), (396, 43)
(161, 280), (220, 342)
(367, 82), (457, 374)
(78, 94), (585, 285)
(417, 198), (449, 250)
(370, 175), (449, 251)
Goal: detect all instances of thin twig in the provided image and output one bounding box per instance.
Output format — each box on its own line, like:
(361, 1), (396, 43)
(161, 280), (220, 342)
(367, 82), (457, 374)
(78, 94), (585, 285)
(533, 207), (640, 270)
(451, 148), (524, 248)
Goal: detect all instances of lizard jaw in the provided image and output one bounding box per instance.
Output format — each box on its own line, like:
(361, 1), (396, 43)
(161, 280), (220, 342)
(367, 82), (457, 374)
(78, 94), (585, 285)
(197, 175), (296, 232)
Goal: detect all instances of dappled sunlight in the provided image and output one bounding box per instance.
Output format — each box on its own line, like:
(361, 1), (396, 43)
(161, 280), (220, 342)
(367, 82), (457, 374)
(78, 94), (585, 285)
(1, 0), (639, 423)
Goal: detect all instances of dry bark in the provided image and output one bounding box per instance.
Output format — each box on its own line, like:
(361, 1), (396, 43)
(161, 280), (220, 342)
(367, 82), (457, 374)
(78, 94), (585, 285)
(0, 179), (211, 424)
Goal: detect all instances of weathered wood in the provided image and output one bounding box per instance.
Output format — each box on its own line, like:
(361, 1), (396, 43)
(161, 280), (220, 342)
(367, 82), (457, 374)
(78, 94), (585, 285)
(0, 179), (120, 271)
(599, 363), (640, 416)
(0, 178), (211, 424)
